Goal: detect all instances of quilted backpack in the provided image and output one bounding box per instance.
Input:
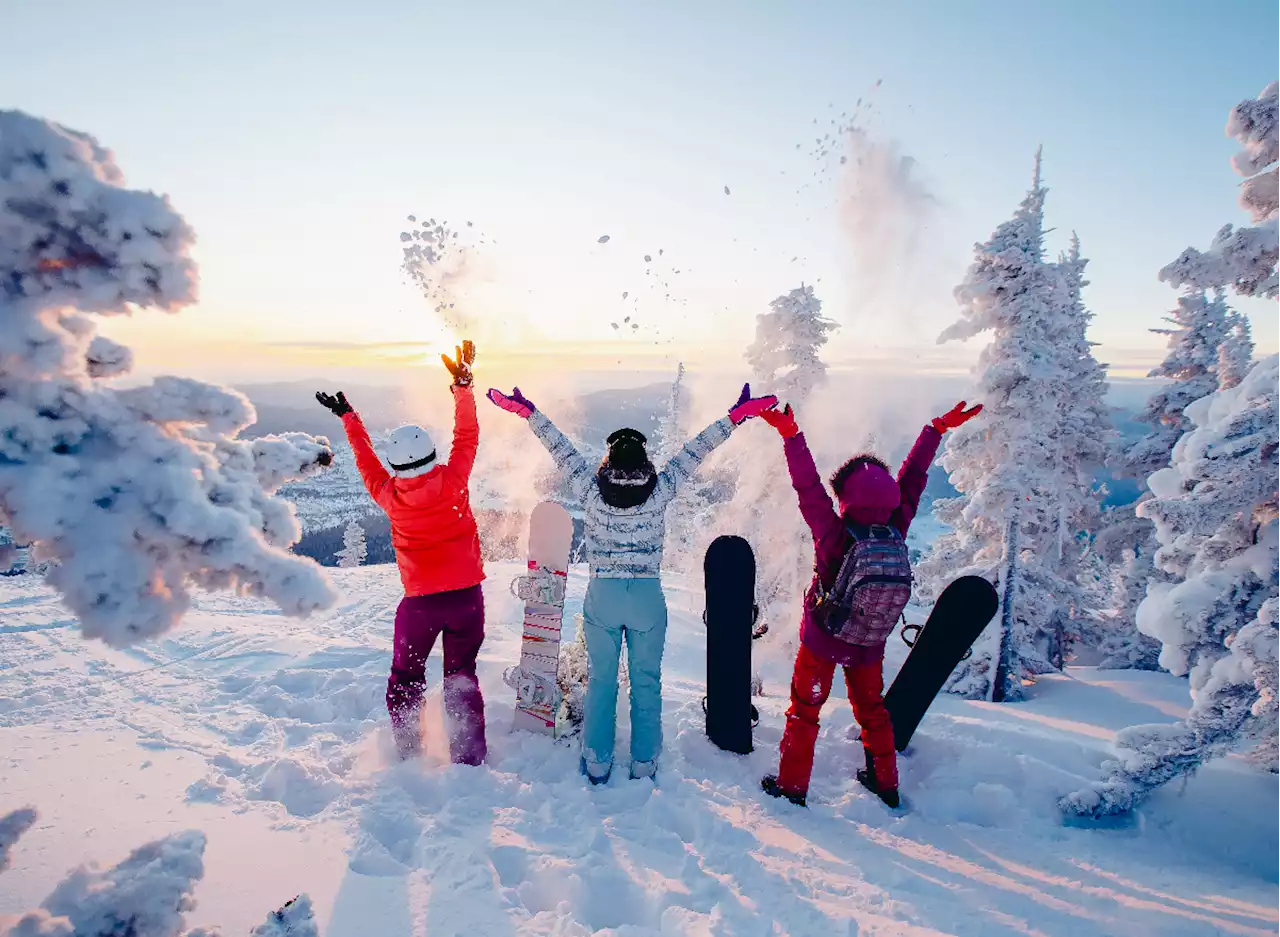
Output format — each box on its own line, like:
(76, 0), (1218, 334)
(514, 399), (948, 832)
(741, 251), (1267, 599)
(812, 523), (912, 647)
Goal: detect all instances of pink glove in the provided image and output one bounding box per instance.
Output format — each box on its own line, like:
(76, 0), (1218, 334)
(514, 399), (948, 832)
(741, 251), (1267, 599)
(487, 387), (535, 419)
(729, 383), (778, 425)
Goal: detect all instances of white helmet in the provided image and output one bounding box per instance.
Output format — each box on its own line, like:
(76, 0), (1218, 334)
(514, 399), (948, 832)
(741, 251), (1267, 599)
(385, 424), (437, 479)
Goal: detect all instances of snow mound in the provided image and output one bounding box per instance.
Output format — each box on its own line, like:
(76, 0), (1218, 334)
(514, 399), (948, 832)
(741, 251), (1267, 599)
(246, 758), (343, 818)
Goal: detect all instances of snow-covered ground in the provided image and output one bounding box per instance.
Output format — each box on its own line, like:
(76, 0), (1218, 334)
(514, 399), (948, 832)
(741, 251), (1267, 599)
(1, 565), (1276, 936)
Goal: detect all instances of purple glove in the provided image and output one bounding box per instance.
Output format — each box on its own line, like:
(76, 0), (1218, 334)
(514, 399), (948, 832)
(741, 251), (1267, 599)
(487, 387), (535, 418)
(728, 383), (778, 425)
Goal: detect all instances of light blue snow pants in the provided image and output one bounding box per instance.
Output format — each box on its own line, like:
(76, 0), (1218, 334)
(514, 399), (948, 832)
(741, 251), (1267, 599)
(581, 577), (668, 775)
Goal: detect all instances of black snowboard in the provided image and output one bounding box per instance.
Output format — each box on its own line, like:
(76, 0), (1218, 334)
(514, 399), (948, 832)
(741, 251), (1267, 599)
(884, 576), (999, 752)
(704, 535), (756, 755)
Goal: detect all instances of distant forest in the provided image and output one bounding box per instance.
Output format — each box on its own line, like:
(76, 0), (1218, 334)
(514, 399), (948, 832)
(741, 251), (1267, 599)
(293, 508), (587, 567)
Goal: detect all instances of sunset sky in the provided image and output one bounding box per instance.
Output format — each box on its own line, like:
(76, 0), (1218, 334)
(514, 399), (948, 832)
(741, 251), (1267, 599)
(5, 0), (1276, 385)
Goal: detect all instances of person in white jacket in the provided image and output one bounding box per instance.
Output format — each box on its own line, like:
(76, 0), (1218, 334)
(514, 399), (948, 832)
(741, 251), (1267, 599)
(488, 383), (775, 783)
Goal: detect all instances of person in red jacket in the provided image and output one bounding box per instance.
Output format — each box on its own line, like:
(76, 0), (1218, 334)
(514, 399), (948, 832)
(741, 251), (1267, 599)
(756, 399), (982, 808)
(316, 341), (487, 764)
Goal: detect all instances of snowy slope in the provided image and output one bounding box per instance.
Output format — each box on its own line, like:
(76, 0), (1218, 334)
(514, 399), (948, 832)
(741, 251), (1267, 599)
(1, 566), (1276, 936)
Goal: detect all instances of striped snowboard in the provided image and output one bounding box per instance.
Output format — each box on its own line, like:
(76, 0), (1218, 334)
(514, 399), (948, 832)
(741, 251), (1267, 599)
(509, 502), (573, 735)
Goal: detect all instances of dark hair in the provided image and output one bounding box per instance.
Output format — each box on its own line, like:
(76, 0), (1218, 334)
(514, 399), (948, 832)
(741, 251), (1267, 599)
(830, 453), (890, 497)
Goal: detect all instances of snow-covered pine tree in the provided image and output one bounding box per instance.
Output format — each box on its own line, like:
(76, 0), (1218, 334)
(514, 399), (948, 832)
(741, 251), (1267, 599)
(1123, 290), (1234, 479)
(654, 361), (685, 464)
(1064, 78), (1280, 814)
(917, 151), (1079, 701)
(1064, 354), (1279, 816)
(0, 109), (336, 647)
(1093, 290), (1234, 669)
(1091, 502), (1163, 670)
(656, 361), (712, 568)
(1216, 312), (1255, 390)
(336, 518), (367, 568)
(744, 284), (837, 403)
(725, 284), (837, 634)
(1049, 234), (1115, 658)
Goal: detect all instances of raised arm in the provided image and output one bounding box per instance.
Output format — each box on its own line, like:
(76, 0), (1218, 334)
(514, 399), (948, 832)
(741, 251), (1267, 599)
(488, 387), (594, 503)
(891, 400), (983, 535)
(441, 341), (479, 481)
(447, 385), (479, 482)
(528, 411), (594, 502)
(656, 417), (734, 496)
(890, 424), (941, 536)
(317, 391), (393, 507)
(342, 411), (395, 507)
(783, 432), (844, 553)
(761, 404), (844, 566)
(656, 382), (777, 500)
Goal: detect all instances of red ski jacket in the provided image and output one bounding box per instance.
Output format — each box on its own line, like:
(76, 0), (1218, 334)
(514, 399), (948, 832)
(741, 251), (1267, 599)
(340, 386), (484, 597)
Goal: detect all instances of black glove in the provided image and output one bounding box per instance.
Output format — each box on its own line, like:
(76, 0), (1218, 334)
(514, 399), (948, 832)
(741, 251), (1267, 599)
(316, 391), (353, 417)
(441, 340), (476, 387)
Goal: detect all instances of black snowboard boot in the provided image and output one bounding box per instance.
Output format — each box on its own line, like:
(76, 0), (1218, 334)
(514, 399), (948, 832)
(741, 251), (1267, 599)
(761, 775), (807, 807)
(855, 749), (900, 809)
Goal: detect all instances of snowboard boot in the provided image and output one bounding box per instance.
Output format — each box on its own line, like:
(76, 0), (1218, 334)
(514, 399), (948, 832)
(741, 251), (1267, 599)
(629, 759), (657, 781)
(855, 748), (900, 809)
(761, 774), (807, 807)
(580, 756), (612, 786)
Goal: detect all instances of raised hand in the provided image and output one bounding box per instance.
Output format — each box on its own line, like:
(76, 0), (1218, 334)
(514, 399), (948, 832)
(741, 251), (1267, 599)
(486, 386), (535, 418)
(759, 403), (800, 439)
(728, 383), (779, 425)
(442, 340), (477, 387)
(931, 400), (983, 433)
(316, 390), (353, 417)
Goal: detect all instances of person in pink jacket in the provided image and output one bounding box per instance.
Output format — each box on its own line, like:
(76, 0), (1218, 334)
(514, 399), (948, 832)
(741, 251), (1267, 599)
(756, 400), (982, 808)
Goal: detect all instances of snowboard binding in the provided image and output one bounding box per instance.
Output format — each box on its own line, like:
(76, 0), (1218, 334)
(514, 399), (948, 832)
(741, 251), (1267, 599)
(503, 665), (563, 711)
(900, 621), (972, 660)
(702, 695), (759, 728)
(702, 604), (761, 629)
(511, 569), (567, 606)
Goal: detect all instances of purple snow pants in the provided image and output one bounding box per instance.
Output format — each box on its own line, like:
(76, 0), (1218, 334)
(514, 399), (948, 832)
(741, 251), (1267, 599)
(386, 585), (487, 765)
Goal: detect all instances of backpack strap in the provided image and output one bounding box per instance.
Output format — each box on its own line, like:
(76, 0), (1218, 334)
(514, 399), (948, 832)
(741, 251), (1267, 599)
(846, 522), (902, 540)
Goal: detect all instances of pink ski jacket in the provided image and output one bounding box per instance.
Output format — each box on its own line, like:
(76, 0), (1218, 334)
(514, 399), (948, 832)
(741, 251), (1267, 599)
(782, 426), (942, 666)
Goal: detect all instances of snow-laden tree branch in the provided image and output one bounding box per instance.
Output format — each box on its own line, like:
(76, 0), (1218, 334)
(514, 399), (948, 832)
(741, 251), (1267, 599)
(0, 109), (336, 647)
(0, 819), (319, 937)
(1159, 81), (1278, 299)
(0, 807), (36, 873)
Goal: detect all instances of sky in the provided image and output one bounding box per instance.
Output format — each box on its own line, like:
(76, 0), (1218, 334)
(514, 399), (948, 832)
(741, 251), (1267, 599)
(4, 0), (1277, 386)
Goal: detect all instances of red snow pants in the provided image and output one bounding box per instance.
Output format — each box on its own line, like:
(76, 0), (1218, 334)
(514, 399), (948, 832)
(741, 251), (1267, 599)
(776, 642), (897, 796)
